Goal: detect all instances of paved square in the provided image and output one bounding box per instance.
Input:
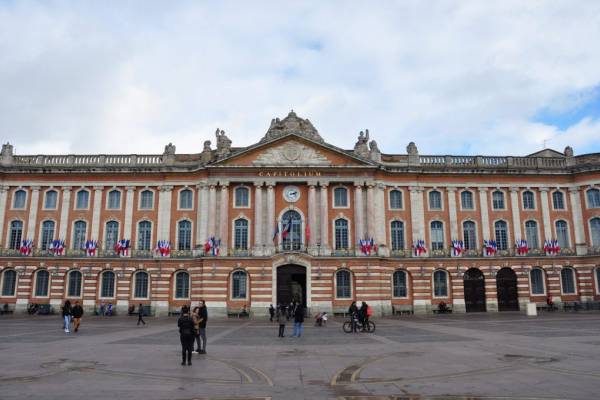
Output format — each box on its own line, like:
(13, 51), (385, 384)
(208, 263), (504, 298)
(1, 312), (600, 400)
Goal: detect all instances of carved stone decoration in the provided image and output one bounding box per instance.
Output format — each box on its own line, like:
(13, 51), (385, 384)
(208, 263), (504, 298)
(353, 129), (370, 158)
(369, 140), (381, 162)
(253, 140), (330, 165)
(407, 142), (418, 156)
(163, 143), (176, 155)
(261, 110), (324, 143)
(200, 140), (213, 163)
(215, 128), (232, 157)
(564, 146), (574, 157)
(1, 142), (14, 165)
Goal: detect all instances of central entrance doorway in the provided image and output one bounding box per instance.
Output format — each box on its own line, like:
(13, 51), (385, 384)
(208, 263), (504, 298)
(276, 264), (307, 307)
(496, 267), (519, 311)
(464, 268), (486, 312)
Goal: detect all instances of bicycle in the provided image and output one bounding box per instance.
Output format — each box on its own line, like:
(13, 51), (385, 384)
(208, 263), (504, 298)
(343, 318), (376, 333)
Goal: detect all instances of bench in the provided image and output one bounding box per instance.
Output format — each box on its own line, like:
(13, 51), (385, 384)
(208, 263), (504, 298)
(392, 305), (414, 316)
(0, 304), (14, 315)
(536, 304), (558, 312)
(433, 305), (453, 314)
(562, 301), (582, 312)
(227, 308), (249, 318)
(168, 309), (181, 317)
(37, 304), (54, 315)
(332, 308), (349, 318)
(583, 301), (600, 311)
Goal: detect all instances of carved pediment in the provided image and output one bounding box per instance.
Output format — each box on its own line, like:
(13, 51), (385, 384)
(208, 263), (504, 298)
(252, 140), (331, 166)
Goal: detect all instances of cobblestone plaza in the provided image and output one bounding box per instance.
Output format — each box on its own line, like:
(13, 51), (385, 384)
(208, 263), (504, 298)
(1, 312), (600, 399)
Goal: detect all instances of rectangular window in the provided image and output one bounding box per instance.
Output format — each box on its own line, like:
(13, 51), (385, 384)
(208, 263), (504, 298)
(492, 191), (505, 209)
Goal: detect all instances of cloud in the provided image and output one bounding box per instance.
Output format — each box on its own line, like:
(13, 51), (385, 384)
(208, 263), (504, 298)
(1, 1), (600, 157)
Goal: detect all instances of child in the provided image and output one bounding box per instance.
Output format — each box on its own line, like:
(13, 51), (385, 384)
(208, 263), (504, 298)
(276, 304), (287, 337)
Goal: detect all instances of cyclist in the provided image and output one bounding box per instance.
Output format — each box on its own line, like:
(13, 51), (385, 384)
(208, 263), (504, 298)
(348, 301), (359, 333)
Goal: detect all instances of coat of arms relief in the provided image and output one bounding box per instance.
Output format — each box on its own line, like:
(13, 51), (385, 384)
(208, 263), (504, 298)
(252, 141), (331, 165)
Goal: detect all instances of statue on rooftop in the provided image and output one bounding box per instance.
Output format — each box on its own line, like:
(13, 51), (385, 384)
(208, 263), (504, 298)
(369, 139), (381, 162)
(215, 128), (232, 157)
(353, 129), (370, 158)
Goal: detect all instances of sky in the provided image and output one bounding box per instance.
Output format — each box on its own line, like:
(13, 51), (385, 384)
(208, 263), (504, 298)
(1, 1), (600, 157)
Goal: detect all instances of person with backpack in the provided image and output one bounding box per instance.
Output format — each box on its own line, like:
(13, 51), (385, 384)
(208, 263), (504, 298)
(71, 301), (84, 333)
(178, 306), (195, 366)
(62, 300), (72, 334)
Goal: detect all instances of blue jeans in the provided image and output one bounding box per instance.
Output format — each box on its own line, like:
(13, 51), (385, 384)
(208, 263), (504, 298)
(293, 322), (303, 337)
(64, 315), (71, 332)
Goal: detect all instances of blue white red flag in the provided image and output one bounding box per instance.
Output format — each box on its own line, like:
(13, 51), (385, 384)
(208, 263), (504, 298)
(412, 240), (427, 256)
(85, 239), (98, 256)
(515, 239), (529, 256)
(483, 240), (498, 256)
(49, 239), (65, 256)
(451, 239), (464, 256)
(155, 240), (171, 257)
(20, 239), (33, 256)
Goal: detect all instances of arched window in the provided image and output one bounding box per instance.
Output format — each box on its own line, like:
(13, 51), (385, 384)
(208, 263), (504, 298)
(429, 190), (442, 210)
(492, 191), (505, 209)
(134, 271), (149, 298)
(336, 270), (351, 298)
(334, 187), (348, 207)
(174, 271), (190, 299)
(177, 220), (192, 250)
(391, 221), (405, 251)
(334, 219), (349, 250)
(100, 271), (115, 298)
(592, 218), (600, 246)
(463, 221), (477, 250)
(587, 188), (600, 208)
(461, 191), (474, 210)
(137, 221), (152, 250)
(44, 190), (58, 209)
(232, 270), (247, 299)
(561, 267), (576, 294)
(13, 190), (26, 209)
(140, 190), (154, 209)
(522, 191), (535, 210)
(1, 269), (17, 296)
(433, 270), (448, 297)
(75, 190), (89, 209)
(552, 191), (565, 210)
(525, 220), (539, 249)
(234, 187), (249, 207)
(234, 219), (248, 250)
(34, 270), (49, 297)
(41, 220), (55, 250)
(105, 221), (119, 250)
(67, 270), (82, 297)
(555, 220), (569, 249)
(430, 221), (444, 250)
(530, 268), (545, 295)
(393, 270), (408, 298)
(389, 190), (403, 209)
(281, 210), (302, 251)
(494, 221), (508, 250)
(179, 189), (193, 209)
(9, 220), (23, 249)
(72, 221), (87, 250)
(107, 190), (121, 209)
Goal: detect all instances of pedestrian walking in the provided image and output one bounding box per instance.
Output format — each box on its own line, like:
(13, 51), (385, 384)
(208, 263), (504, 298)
(197, 300), (208, 354)
(292, 303), (304, 337)
(137, 303), (146, 325)
(72, 301), (84, 333)
(269, 304), (275, 322)
(177, 306), (195, 366)
(276, 304), (287, 337)
(62, 300), (72, 334)
(192, 306), (201, 353)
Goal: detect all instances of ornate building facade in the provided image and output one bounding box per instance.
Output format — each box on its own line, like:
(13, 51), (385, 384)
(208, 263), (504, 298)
(1, 111), (600, 316)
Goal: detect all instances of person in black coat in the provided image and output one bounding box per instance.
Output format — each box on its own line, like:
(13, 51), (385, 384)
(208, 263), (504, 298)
(178, 306), (195, 366)
(62, 300), (72, 334)
(197, 300), (208, 354)
(348, 301), (359, 333)
(268, 304), (275, 322)
(292, 303), (304, 337)
(71, 301), (84, 333)
(137, 303), (146, 325)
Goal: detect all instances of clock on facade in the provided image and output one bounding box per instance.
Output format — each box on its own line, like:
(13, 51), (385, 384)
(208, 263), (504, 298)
(283, 186), (300, 202)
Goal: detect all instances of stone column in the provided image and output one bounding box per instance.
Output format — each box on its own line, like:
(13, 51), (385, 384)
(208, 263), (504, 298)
(219, 182), (229, 255)
(207, 184), (217, 237)
(58, 187), (72, 241)
(478, 188), (490, 240)
(156, 185), (173, 241)
(366, 183), (376, 240)
(91, 186), (103, 241)
(569, 187), (587, 255)
(409, 187), (425, 253)
(266, 183), (276, 255)
(252, 182), (263, 254)
(375, 182), (388, 255)
(539, 188), (552, 240)
(308, 181), (318, 254)
(353, 183), (364, 253)
(195, 183), (205, 247)
(197, 183), (209, 247)
(26, 186), (40, 241)
(509, 187), (522, 241)
(447, 187), (458, 240)
(123, 186), (135, 241)
(319, 182), (330, 255)
(0, 186), (9, 246)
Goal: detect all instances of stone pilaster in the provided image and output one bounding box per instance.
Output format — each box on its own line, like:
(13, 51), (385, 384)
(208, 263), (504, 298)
(219, 182), (229, 255)
(353, 182), (364, 254)
(319, 182), (330, 255)
(447, 187), (458, 240)
(265, 183), (276, 255)
(207, 184), (217, 237)
(375, 182), (388, 256)
(307, 181), (318, 254)
(0, 186), (8, 246)
(366, 183), (376, 239)
(197, 183), (209, 246)
(509, 187), (522, 241)
(91, 186), (103, 241)
(156, 185), (173, 241)
(478, 188), (490, 240)
(539, 188), (552, 240)
(569, 187), (587, 255)
(58, 187), (72, 242)
(409, 187), (425, 254)
(26, 186), (40, 241)
(252, 182), (263, 254)
(123, 186), (135, 242)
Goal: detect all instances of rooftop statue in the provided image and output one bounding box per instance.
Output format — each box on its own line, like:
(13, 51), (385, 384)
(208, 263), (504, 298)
(215, 128), (232, 157)
(261, 110), (324, 143)
(353, 129), (370, 158)
(369, 139), (381, 162)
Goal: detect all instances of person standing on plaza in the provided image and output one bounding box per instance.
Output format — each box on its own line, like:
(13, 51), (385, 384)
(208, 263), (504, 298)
(71, 301), (84, 333)
(269, 304), (275, 322)
(359, 301), (368, 329)
(349, 301), (359, 333)
(292, 303), (304, 337)
(276, 304), (287, 337)
(197, 300), (208, 354)
(192, 306), (201, 353)
(178, 306), (195, 366)
(137, 303), (146, 326)
(62, 300), (72, 334)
